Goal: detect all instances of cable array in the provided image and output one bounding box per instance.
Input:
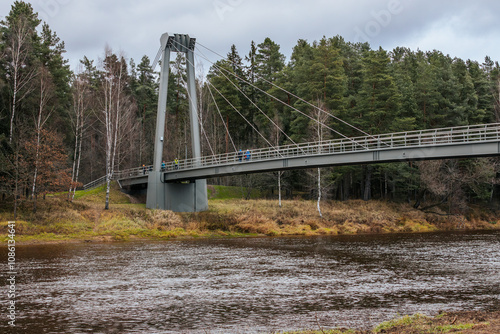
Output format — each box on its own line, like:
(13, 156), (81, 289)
(197, 43), (372, 136)
(194, 46), (367, 149)
(152, 36), (374, 161)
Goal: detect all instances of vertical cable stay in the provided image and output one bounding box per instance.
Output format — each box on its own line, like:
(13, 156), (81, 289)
(195, 47), (368, 149)
(197, 42), (374, 139)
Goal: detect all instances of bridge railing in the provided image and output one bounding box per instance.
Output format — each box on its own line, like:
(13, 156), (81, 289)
(160, 123), (500, 172)
(98, 122), (500, 186)
(83, 175), (108, 190)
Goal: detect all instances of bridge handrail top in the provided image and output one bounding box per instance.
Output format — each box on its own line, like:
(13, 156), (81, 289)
(105, 122), (500, 180)
(176, 122), (500, 161)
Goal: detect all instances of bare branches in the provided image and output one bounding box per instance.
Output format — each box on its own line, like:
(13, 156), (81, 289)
(5, 14), (38, 143)
(68, 66), (93, 200)
(97, 47), (138, 209)
(416, 158), (500, 214)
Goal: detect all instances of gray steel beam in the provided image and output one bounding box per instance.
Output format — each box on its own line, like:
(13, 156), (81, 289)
(146, 33), (171, 210)
(186, 36), (201, 162)
(161, 141), (500, 182)
(152, 33), (172, 172)
(122, 141), (500, 188)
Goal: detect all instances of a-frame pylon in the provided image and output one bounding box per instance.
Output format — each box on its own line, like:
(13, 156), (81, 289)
(146, 33), (208, 212)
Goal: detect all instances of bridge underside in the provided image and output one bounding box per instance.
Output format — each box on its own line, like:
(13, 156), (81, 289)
(119, 141), (500, 189)
(145, 172), (208, 212)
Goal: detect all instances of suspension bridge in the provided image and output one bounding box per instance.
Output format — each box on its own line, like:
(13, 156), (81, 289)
(83, 33), (500, 212)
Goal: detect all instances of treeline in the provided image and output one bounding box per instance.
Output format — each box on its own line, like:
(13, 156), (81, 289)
(1, 1), (500, 215)
(205, 37), (500, 213)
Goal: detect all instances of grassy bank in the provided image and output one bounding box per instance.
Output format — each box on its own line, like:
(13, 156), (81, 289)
(278, 310), (500, 333)
(0, 183), (499, 244)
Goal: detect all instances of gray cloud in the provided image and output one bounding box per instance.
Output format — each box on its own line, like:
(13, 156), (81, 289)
(0, 0), (498, 71)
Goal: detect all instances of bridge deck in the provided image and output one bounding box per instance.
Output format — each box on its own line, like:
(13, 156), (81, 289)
(85, 123), (500, 189)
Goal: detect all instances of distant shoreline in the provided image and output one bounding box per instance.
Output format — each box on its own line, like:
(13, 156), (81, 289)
(1, 187), (498, 246)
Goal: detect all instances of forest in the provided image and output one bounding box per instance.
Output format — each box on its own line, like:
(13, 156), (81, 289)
(1, 1), (500, 216)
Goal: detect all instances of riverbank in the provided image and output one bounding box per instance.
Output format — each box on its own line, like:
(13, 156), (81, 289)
(281, 310), (500, 333)
(279, 310), (500, 333)
(0, 183), (499, 244)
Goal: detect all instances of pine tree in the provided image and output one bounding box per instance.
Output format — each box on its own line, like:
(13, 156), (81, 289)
(0, 1), (41, 143)
(356, 47), (401, 134)
(468, 59), (494, 123)
(132, 55), (158, 165)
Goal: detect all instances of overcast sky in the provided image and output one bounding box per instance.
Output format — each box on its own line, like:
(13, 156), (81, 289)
(1, 0), (499, 73)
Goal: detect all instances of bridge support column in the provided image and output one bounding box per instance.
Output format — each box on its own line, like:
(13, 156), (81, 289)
(146, 173), (208, 212)
(146, 33), (208, 212)
(165, 180), (208, 212)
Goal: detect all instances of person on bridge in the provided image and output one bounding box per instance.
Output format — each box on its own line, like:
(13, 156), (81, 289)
(142, 164), (146, 175)
(238, 149), (243, 162)
(161, 161), (166, 171)
(174, 158), (179, 170)
(245, 149), (251, 161)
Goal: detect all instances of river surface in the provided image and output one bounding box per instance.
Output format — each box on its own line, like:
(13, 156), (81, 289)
(1, 231), (499, 333)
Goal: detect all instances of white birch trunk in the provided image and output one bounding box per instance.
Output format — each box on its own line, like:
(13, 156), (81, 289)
(278, 171), (282, 208)
(317, 167), (322, 218)
(71, 117), (84, 201)
(8, 18), (37, 143)
(316, 107), (323, 218)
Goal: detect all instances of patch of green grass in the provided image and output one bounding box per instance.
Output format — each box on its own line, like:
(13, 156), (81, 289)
(208, 185), (261, 200)
(434, 312), (447, 319)
(276, 329), (356, 334)
(374, 314), (429, 333)
(73, 182), (131, 204)
(431, 323), (477, 332)
(73, 184), (107, 199)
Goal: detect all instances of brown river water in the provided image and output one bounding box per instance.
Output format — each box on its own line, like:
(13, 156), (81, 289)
(1, 231), (499, 333)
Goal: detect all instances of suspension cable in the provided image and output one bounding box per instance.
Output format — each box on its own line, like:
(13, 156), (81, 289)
(192, 45), (302, 151)
(172, 39), (294, 153)
(195, 47), (367, 149)
(206, 79), (281, 155)
(151, 46), (162, 70)
(197, 42), (374, 138)
(170, 43), (218, 160)
(206, 82), (238, 152)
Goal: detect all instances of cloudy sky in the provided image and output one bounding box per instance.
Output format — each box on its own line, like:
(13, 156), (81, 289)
(1, 0), (499, 72)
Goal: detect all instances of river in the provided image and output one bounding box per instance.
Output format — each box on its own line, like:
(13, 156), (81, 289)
(1, 231), (499, 333)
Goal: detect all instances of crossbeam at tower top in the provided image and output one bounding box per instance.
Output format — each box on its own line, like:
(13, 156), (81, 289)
(161, 33), (196, 53)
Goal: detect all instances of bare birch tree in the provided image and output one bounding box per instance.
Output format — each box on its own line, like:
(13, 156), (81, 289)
(31, 66), (54, 212)
(68, 68), (91, 201)
(271, 112), (284, 207)
(308, 101), (329, 217)
(5, 15), (38, 143)
(98, 47), (138, 209)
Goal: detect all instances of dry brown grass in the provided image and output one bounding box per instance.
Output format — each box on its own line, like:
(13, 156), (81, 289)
(1, 186), (499, 244)
(204, 199), (500, 237)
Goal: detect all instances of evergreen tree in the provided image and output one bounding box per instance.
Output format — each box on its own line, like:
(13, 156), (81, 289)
(0, 1), (41, 143)
(207, 57), (244, 148)
(131, 55), (158, 165)
(356, 48), (402, 134)
(452, 58), (481, 124)
(288, 39), (315, 141)
(468, 59), (494, 123)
